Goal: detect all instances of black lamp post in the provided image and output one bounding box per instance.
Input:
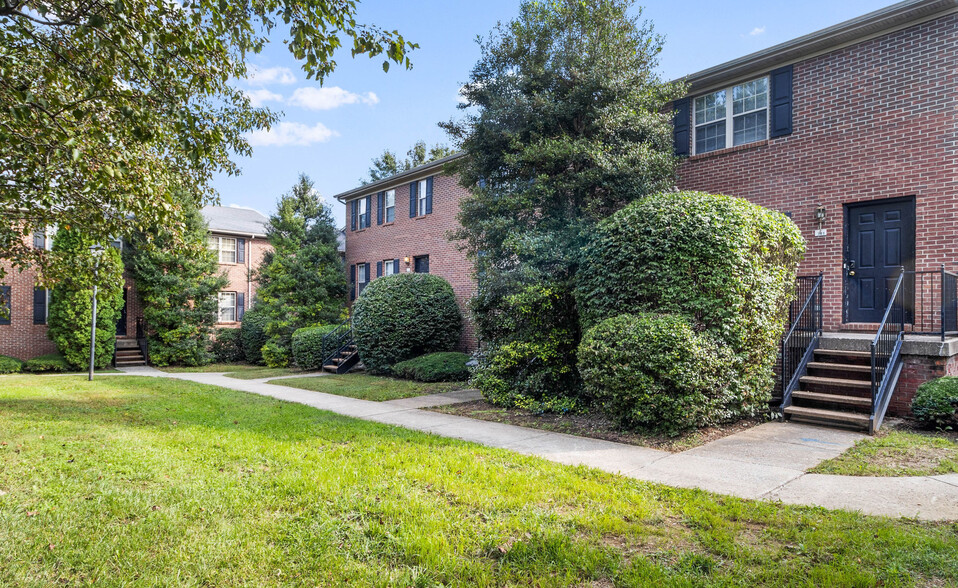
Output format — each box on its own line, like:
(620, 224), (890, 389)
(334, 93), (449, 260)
(88, 244), (105, 381)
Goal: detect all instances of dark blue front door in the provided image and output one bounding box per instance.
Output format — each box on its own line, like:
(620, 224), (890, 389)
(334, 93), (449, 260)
(844, 197), (915, 324)
(116, 288), (128, 336)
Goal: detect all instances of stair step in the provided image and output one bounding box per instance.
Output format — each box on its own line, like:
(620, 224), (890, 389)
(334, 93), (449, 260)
(814, 349), (872, 359)
(323, 365), (338, 371)
(807, 362), (872, 373)
(792, 390), (872, 408)
(800, 375), (872, 389)
(784, 405), (870, 426)
(116, 360), (146, 366)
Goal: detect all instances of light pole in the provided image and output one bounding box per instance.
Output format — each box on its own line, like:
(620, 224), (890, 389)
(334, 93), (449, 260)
(88, 245), (105, 381)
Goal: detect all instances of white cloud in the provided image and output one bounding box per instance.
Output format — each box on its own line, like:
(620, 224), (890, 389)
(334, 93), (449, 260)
(288, 86), (379, 111)
(245, 122), (339, 147)
(749, 26), (766, 36)
(244, 88), (283, 107)
(247, 66), (296, 86)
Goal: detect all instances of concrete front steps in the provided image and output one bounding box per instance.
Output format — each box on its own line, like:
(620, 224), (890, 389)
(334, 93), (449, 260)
(784, 346), (875, 431)
(115, 337), (146, 367)
(322, 344), (360, 374)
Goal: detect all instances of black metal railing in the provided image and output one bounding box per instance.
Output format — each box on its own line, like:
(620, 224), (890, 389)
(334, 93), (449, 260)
(321, 316), (353, 367)
(135, 317), (148, 364)
(908, 266), (958, 340)
(779, 273), (824, 409)
(870, 268), (906, 433)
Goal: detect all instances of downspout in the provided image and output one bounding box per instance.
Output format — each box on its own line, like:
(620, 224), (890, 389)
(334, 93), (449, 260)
(247, 235), (253, 305)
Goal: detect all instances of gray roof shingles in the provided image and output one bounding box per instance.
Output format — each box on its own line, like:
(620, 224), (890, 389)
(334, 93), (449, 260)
(201, 205), (269, 237)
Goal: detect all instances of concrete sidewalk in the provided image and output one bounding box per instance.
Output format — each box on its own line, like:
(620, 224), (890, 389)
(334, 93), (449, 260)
(119, 366), (958, 521)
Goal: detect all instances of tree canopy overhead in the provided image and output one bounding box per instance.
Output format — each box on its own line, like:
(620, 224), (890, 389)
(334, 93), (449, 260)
(363, 140), (456, 184)
(0, 0), (415, 279)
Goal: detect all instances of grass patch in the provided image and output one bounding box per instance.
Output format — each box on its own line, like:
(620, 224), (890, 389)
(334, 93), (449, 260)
(273, 374), (465, 401)
(810, 430), (958, 477)
(225, 367), (303, 380)
(433, 400), (765, 452)
(0, 375), (957, 586)
(157, 363), (263, 373)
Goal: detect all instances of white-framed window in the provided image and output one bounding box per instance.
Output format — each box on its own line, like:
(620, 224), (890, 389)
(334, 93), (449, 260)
(384, 259), (396, 276)
(359, 197), (370, 229)
(357, 263), (367, 284)
(385, 189), (395, 223)
(218, 292), (237, 322)
(209, 236), (238, 264)
(694, 76), (768, 155)
(418, 181), (428, 216)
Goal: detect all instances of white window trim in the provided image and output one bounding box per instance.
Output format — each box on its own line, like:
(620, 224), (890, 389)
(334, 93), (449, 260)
(218, 291), (237, 323)
(210, 236), (238, 264)
(383, 259), (396, 276)
(693, 76), (769, 156)
(418, 181), (428, 216)
(357, 264), (368, 284)
(385, 189), (395, 222)
(359, 196), (370, 228)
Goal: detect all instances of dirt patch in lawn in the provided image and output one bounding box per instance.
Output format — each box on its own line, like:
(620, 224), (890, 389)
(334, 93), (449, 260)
(810, 419), (958, 476)
(429, 399), (766, 452)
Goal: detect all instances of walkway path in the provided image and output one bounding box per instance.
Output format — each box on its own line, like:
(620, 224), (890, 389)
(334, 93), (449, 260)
(119, 366), (958, 521)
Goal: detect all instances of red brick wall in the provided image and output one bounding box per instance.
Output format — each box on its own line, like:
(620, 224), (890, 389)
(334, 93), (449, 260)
(676, 13), (958, 333)
(213, 234), (270, 328)
(344, 174), (478, 351)
(892, 353), (958, 416)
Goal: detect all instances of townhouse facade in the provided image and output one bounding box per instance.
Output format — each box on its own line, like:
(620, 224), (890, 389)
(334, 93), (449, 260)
(0, 205), (271, 362)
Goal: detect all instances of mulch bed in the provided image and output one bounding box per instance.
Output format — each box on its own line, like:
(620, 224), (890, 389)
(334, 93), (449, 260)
(429, 399), (768, 453)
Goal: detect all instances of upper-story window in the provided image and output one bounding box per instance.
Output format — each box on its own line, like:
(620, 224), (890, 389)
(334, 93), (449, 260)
(694, 76), (768, 155)
(209, 236), (237, 264)
(417, 181), (428, 216)
(358, 197), (370, 228)
(218, 291), (236, 322)
(384, 189), (395, 223)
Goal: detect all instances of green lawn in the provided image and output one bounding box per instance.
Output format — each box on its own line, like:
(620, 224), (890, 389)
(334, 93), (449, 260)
(0, 376), (956, 586)
(273, 373), (466, 401)
(810, 431), (958, 477)
(225, 367), (303, 380)
(157, 363), (303, 380)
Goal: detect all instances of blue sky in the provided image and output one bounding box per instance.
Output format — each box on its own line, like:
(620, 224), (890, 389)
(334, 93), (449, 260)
(212, 0), (895, 227)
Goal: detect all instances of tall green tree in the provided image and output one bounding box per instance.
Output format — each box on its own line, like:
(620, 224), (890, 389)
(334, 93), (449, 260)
(47, 228), (125, 369)
(443, 0), (683, 409)
(255, 174), (347, 367)
(0, 0), (415, 281)
(363, 141), (456, 184)
(126, 198), (228, 367)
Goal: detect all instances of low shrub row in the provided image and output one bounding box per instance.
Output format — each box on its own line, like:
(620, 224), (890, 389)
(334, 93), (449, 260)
(392, 352), (471, 383)
(912, 377), (958, 430)
(210, 328), (244, 363)
(291, 325), (340, 370)
(0, 353), (73, 374)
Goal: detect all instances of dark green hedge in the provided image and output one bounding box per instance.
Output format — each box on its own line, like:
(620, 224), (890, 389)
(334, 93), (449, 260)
(352, 274), (462, 374)
(912, 377), (958, 429)
(210, 328), (243, 363)
(0, 355), (23, 374)
(578, 313), (736, 435)
(576, 192), (804, 412)
(23, 353), (72, 373)
(240, 308), (270, 365)
(392, 352), (471, 382)
(291, 325), (339, 370)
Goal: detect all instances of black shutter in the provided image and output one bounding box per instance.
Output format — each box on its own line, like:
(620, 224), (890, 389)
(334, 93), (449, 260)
(349, 264), (356, 300)
(33, 230), (45, 249)
(0, 286), (10, 325)
(33, 287), (46, 324)
(770, 65), (793, 138)
(672, 97), (691, 156)
(376, 261), (383, 277)
(364, 196), (371, 228)
(236, 238), (245, 264)
(350, 200), (358, 231)
(393, 259), (400, 274)
(377, 192), (384, 225)
(410, 182), (418, 217)
(425, 177), (433, 215)
(364, 263), (371, 282)
(237, 292), (245, 320)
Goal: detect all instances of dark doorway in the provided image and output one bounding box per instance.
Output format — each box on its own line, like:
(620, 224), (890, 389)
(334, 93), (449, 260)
(414, 255), (430, 274)
(116, 288), (128, 336)
(844, 197), (915, 323)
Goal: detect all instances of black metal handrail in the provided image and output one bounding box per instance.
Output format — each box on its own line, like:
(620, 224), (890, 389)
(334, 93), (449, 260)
(870, 268), (906, 433)
(907, 266), (958, 340)
(779, 273), (824, 409)
(321, 316), (353, 367)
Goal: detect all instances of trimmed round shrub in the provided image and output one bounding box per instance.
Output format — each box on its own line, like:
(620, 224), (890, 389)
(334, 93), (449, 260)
(576, 192), (805, 412)
(239, 308), (270, 365)
(577, 313), (736, 436)
(210, 328), (243, 363)
(392, 352), (471, 382)
(0, 355), (23, 374)
(291, 325), (339, 370)
(261, 341), (290, 368)
(23, 353), (72, 373)
(911, 377), (958, 430)
(352, 274), (462, 374)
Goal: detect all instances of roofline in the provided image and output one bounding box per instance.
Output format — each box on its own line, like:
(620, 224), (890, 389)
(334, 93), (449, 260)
(675, 0), (958, 94)
(333, 152), (465, 203)
(208, 228), (268, 239)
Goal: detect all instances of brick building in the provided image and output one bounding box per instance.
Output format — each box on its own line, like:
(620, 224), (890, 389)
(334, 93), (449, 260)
(333, 154), (478, 351)
(0, 205), (271, 362)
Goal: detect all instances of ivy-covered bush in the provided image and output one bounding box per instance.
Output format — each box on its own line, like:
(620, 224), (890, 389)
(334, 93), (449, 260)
(576, 192), (805, 413)
(352, 274), (462, 374)
(291, 325), (339, 370)
(23, 353), (72, 373)
(210, 328), (243, 363)
(0, 355), (23, 374)
(911, 377), (958, 429)
(578, 313), (736, 435)
(240, 308), (270, 365)
(392, 352), (471, 382)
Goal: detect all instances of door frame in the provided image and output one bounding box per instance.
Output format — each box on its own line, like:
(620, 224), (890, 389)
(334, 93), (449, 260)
(842, 195), (916, 324)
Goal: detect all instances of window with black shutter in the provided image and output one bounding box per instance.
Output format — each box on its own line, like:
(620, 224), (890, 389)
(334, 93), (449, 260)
(33, 287), (48, 324)
(0, 285), (12, 325)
